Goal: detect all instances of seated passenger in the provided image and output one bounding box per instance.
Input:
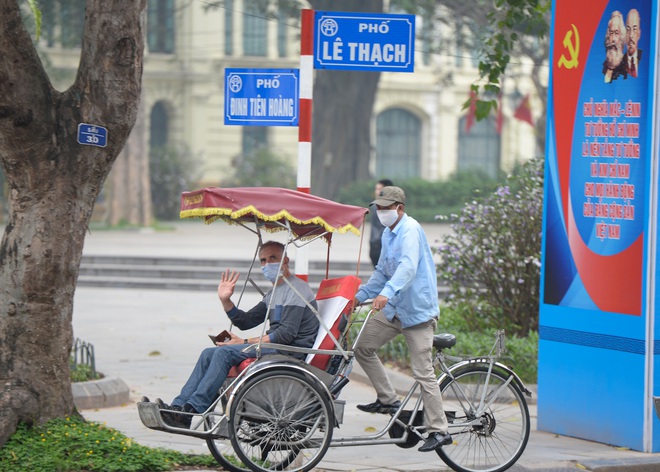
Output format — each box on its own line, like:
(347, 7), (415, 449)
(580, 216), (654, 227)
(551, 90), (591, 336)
(157, 240), (319, 428)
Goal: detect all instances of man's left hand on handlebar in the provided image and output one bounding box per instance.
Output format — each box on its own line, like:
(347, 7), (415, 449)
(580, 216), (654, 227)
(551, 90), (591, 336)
(371, 295), (389, 311)
(352, 295), (389, 312)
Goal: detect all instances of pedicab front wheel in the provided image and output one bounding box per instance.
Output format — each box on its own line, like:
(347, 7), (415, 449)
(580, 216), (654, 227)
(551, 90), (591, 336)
(228, 368), (334, 472)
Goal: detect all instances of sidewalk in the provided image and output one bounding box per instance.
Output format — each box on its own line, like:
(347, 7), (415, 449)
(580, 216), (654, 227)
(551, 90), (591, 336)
(69, 222), (660, 471)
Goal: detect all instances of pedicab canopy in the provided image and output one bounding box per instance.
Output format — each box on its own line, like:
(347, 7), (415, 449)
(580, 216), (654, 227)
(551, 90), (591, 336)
(180, 187), (369, 241)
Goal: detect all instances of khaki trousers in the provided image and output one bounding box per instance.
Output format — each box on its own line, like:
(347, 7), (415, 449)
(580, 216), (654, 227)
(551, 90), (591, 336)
(354, 311), (449, 433)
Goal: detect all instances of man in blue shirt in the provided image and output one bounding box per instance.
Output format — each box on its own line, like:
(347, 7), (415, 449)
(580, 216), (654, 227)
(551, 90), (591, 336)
(354, 186), (452, 452)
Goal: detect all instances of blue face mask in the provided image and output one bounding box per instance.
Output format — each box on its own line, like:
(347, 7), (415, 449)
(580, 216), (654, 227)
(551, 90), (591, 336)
(261, 262), (283, 283)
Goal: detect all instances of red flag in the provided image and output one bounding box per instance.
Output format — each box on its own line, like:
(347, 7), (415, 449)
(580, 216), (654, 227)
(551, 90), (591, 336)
(465, 90), (477, 133)
(495, 93), (504, 134)
(514, 94), (534, 127)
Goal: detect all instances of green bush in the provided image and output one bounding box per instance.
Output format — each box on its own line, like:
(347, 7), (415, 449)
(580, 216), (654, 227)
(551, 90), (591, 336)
(70, 363), (101, 383)
(349, 305), (537, 383)
(439, 303), (537, 382)
(336, 171), (501, 223)
(433, 156), (544, 337)
(0, 417), (218, 472)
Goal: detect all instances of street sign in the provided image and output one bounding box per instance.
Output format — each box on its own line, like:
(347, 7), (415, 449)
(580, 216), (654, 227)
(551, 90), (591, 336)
(77, 123), (107, 147)
(224, 69), (299, 126)
(314, 11), (415, 72)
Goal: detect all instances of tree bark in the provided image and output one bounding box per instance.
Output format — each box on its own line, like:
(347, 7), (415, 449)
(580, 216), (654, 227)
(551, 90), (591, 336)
(0, 0), (145, 446)
(308, 0), (383, 199)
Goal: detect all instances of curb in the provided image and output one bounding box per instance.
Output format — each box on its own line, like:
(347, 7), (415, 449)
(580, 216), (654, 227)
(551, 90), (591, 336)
(72, 377), (131, 410)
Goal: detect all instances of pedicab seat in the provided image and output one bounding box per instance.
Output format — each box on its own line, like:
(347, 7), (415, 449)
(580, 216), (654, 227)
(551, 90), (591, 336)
(226, 275), (361, 378)
(306, 275), (361, 371)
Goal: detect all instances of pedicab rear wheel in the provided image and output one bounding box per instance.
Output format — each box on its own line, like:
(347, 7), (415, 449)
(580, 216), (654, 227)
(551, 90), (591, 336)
(207, 381), (298, 472)
(437, 366), (530, 472)
(206, 388), (249, 472)
(228, 369), (334, 472)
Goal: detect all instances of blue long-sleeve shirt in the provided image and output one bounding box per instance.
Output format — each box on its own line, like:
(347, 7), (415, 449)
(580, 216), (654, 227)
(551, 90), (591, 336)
(355, 213), (439, 328)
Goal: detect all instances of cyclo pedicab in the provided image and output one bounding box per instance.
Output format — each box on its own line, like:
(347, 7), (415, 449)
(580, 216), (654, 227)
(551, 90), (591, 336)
(137, 186), (532, 472)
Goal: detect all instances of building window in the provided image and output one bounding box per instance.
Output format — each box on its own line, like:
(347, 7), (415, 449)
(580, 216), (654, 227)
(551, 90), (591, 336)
(277, 8), (288, 58)
(242, 127), (268, 157)
(458, 117), (501, 178)
(243, 1), (267, 56)
(59, 0), (85, 48)
(148, 0), (175, 54)
(376, 109), (421, 179)
(150, 101), (169, 149)
(224, 0), (234, 55)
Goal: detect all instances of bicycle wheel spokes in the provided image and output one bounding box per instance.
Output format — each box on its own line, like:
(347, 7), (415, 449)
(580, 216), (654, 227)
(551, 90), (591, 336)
(439, 367), (530, 472)
(207, 436), (251, 472)
(207, 390), (252, 472)
(229, 370), (334, 472)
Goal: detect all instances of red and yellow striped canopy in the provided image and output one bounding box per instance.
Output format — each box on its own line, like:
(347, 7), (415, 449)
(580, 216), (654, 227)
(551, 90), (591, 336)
(180, 187), (368, 240)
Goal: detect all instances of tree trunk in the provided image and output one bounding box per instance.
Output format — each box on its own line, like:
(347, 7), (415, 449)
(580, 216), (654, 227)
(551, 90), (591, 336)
(308, 0), (383, 199)
(0, 0), (145, 446)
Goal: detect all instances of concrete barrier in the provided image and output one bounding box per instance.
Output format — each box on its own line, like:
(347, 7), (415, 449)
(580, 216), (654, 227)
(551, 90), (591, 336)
(72, 377), (130, 410)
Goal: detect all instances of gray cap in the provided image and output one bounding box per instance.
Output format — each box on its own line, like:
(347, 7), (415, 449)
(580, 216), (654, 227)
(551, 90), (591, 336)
(371, 186), (406, 206)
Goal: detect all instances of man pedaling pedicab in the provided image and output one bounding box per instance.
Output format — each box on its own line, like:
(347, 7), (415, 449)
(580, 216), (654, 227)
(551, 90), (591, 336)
(146, 240), (319, 429)
(353, 186), (453, 452)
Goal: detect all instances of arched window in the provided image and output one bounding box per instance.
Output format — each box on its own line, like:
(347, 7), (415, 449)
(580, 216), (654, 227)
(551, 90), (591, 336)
(376, 109), (421, 178)
(149, 101), (173, 220)
(150, 101), (169, 149)
(458, 116), (501, 178)
(148, 0), (175, 54)
(243, 1), (267, 56)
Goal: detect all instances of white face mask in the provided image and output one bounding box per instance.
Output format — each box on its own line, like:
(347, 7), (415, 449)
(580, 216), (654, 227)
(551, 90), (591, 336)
(377, 207), (399, 227)
(261, 262), (283, 283)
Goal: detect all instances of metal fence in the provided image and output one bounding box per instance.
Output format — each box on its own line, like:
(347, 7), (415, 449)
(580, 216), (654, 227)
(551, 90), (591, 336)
(70, 337), (96, 375)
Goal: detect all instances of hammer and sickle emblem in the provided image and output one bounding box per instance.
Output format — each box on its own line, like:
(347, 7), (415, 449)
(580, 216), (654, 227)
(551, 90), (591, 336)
(557, 24), (580, 69)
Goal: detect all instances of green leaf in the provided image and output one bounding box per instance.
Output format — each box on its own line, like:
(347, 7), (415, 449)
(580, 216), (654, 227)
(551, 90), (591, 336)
(26, 0), (42, 42)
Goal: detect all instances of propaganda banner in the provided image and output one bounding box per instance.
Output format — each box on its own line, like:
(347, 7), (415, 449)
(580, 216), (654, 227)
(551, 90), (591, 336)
(543, 0), (655, 316)
(540, 0), (659, 450)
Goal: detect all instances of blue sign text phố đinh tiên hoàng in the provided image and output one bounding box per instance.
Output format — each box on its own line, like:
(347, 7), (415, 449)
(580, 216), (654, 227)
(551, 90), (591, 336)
(224, 69), (299, 126)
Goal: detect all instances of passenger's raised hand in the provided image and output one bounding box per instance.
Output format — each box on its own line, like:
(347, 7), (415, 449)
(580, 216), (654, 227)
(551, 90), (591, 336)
(218, 269), (240, 303)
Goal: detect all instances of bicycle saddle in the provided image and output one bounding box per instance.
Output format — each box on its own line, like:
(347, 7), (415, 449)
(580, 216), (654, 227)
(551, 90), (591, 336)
(433, 333), (456, 350)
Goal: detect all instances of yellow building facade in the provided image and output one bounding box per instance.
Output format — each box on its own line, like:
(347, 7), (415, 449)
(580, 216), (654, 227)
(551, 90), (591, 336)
(39, 0), (540, 207)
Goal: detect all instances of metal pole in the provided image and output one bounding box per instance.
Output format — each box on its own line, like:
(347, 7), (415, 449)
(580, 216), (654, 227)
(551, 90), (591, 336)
(295, 9), (314, 281)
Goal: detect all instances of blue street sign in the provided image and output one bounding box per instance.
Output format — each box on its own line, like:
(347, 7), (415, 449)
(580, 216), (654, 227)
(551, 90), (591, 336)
(314, 11), (415, 72)
(77, 123), (107, 147)
(224, 69), (299, 126)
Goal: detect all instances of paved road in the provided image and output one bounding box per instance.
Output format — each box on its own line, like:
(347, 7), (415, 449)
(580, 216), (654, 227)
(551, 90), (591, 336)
(70, 221), (660, 471)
